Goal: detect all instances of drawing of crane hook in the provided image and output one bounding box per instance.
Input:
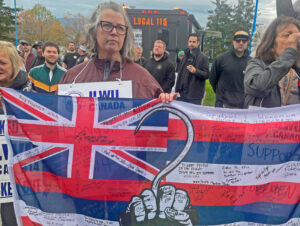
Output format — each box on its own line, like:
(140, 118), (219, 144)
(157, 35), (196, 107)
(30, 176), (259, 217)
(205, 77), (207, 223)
(134, 105), (195, 196)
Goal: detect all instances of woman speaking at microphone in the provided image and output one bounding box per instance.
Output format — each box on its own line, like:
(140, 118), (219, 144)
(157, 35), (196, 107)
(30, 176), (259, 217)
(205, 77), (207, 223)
(59, 1), (175, 102)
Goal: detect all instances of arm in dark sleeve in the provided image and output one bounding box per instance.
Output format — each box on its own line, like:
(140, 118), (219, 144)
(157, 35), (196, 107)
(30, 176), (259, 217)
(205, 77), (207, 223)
(63, 53), (68, 64)
(162, 63), (175, 93)
(244, 48), (300, 98)
(29, 56), (37, 70)
(209, 58), (220, 93)
(194, 55), (209, 80)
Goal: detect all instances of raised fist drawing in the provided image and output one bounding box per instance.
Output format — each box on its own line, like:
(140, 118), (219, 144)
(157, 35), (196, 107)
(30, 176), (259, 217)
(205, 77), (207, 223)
(119, 185), (198, 226)
(119, 105), (196, 225)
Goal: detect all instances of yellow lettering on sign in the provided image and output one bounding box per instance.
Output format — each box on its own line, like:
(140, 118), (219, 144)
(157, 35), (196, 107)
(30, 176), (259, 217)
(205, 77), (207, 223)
(133, 17), (168, 27)
(163, 18), (168, 27)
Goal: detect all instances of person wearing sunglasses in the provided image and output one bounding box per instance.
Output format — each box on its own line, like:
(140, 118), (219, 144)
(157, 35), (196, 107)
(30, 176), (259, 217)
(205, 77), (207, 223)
(244, 16), (300, 108)
(59, 1), (176, 102)
(209, 31), (251, 108)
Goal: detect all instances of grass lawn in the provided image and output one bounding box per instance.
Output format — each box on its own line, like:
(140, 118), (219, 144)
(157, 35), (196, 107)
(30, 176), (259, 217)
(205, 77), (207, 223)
(203, 80), (216, 106)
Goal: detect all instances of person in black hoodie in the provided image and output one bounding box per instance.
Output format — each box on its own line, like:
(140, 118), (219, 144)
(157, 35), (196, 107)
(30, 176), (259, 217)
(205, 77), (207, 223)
(175, 34), (209, 105)
(210, 31), (251, 108)
(0, 41), (32, 226)
(144, 40), (175, 93)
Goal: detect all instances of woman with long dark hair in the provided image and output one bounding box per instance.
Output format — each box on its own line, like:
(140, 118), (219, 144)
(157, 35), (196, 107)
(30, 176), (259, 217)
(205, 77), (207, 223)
(244, 16), (300, 107)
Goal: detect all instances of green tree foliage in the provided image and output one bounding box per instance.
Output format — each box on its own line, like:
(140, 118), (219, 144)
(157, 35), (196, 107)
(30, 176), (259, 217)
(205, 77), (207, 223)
(205, 0), (255, 59)
(18, 4), (66, 45)
(0, 0), (18, 41)
(63, 12), (88, 45)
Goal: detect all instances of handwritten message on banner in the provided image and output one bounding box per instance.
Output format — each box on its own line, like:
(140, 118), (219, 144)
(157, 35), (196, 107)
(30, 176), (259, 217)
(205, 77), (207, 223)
(0, 88), (300, 225)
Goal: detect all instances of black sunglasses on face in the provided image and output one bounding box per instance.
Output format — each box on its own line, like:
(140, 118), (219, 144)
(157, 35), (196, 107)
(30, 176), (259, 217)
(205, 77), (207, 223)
(235, 39), (248, 43)
(98, 21), (128, 35)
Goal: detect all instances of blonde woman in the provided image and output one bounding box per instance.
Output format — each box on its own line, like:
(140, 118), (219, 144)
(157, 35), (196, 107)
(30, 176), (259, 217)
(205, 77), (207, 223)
(0, 41), (32, 225)
(0, 41), (32, 93)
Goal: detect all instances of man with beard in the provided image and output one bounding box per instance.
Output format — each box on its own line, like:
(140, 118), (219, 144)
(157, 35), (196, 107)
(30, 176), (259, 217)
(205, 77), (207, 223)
(62, 41), (79, 69)
(28, 42), (66, 94)
(30, 41), (45, 70)
(144, 40), (175, 93)
(175, 34), (209, 105)
(210, 31), (251, 108)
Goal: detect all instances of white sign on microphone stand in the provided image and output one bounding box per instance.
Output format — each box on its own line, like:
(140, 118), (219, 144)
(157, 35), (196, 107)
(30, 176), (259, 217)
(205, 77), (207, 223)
(58, 81), (133, 98)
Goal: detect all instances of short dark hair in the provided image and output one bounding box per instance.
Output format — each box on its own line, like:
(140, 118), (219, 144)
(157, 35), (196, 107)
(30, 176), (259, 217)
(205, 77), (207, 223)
(256, 16), (300, 64)
(69, 41), (75, 45)
(42, 42), (60, 54)
(188, 33), (200, 42)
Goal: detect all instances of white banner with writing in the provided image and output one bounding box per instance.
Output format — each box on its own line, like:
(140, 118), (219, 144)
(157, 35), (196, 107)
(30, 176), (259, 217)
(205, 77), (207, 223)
(58, 81), (132, 98)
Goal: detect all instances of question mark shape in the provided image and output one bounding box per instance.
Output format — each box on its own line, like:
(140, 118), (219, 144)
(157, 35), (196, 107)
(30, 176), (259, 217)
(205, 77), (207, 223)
(134, 105), (195, 196)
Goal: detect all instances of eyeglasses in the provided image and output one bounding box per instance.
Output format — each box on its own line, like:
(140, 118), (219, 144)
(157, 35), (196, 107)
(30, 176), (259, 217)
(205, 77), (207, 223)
(235, 39), (248, 43)
(98, 21), (128, 35)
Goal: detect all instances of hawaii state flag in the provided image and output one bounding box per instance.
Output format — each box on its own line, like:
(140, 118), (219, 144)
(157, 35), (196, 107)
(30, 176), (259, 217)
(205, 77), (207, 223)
(0, 87), (300, 225)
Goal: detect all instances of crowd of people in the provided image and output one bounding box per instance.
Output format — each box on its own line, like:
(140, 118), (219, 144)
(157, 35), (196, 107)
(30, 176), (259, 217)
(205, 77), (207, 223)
(122, 22), (300, 108)
(1, 0), (300, 224)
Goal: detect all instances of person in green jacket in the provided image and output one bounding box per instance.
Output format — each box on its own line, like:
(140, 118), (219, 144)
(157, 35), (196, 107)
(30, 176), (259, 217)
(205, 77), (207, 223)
(28, 42), (66, 94)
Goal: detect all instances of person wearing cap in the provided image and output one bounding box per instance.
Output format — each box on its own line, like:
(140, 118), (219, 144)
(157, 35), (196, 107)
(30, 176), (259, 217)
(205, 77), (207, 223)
(18, 40), (26, 54)
(76, 45), (89, 65)
(19, 40), (36, 73)
(30, 41), (45, 70)
(210, 30), (251, 108)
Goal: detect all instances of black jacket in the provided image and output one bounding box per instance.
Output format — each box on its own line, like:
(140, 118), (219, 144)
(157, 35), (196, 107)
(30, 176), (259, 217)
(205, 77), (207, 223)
(30, 55), (45, 70)
(63, 52), (80, 69)
(10, 70), (32, 91)
(134, 57), (146, 67)
(175, 48), (209, 103)
(210, 46), (251, 108)
(144, 52), (175, 93)
(76, 54), (90, 65)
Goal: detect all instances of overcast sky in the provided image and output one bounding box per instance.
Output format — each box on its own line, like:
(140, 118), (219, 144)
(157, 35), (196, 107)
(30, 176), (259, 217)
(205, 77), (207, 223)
(5, 0), (284, 28)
